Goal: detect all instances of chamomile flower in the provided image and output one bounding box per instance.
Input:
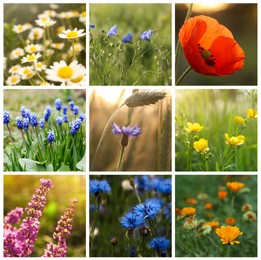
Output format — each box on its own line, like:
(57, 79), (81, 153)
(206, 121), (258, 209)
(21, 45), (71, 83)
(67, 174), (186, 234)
(10, 48), (25, 60)
(58, 11), (74, 19)
(6, 75), (21, 86)
(8, 65), (21, 74)
(51, 42), (65, 50)
(35, 62), (47, 71)
(24, 44), (43, 53)
(43, 9), (57, 18)
(45, 60), (86, 85)
(21, 53), (42, 64)
(59, 28), (86, 40)
(68, 42), (83, 56)
(28, 27), (44, 41)
(35, 16), (56, 28)
(13, 23), (31, 34)
(79, 11), (86, 24)
(19, 66), (35, 80)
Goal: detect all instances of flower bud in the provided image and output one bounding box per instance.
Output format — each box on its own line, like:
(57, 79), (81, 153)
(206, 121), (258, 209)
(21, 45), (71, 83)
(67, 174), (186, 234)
(243, 211), (256, 222)
(129, 178), (135, 187)
(110, 237), (118, 246)
(183, 216), (198, 230)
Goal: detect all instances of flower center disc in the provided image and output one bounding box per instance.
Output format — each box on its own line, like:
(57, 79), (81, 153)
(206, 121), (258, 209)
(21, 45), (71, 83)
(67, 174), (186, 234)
(57, 66), (73, 78)
(28, 55), (35, 61)
(67, 31), (79, 39)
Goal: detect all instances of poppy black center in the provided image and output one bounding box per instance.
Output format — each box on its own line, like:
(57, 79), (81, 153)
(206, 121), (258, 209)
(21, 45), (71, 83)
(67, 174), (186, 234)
(198, 43), (216, 67)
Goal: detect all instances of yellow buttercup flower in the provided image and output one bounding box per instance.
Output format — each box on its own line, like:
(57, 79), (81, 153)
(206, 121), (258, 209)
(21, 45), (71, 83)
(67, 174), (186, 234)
(226, 181), (245, 193)
(225, 133), (245, 146)
(234, 115), (245, 124)
(215, 225), (243, 245)
(247, 108), (258, 119)
(193, 138), (208, 153)
(185, 122), (203, 133)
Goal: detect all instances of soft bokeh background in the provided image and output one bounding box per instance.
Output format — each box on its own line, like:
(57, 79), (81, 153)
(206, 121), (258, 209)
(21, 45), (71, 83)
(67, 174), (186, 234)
(175, 3), (257, 85)
(4, 175), (86, 257)
(175, 89), (257, 171)
(89, 4), (172, 85)
(89, 88), (172, 171)
(176, 175), (257, 257)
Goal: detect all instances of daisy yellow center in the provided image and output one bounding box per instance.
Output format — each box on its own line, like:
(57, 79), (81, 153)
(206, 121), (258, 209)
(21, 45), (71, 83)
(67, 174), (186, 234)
(71, 75), (83, 83)
(11, 77), (18, 83)
(66, 31), (79, 39)
(27, 55), (35, 61)
(34, 32), (39, 39)
(36, 63), (42, 68)
(55, 43), (61, 48)
(13, 67), (18, 71)
(30, 46), (37, 52)
(57, 66), (73, 79)
(18, 25), (23, 31)
(81, 11), (86, 17)
(42, 17), (47, 22)
(24, 69), (30, 74)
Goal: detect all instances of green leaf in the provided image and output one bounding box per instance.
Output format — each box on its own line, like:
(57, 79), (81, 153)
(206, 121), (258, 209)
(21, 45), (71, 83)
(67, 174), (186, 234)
(76, 152), (86, 171)
(57, 163), (71, 171)
(18, 158), (46, 172)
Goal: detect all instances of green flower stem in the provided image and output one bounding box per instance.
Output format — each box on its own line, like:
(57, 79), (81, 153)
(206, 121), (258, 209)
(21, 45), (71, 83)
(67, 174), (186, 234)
(71, 40), (76, 60)
(34, 128), (44, 162)
(116, 146), (125, 171)
(207, 235), (221, 254)
(132, 185), (142, 203)
(176, 66), (192, 85)
(187, 134), (193, 171)
(231, 194), (236, 213)
(33, 63), (47, 83)
(6, 124), (18, 154)
(226, 245), (230, 257)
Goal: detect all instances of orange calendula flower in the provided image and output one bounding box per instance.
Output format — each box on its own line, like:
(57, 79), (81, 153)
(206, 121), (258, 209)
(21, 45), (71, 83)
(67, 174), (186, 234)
(226, 181), (245, 193)
(204, 202), (213, 210)
(186, 198), (197, 204)
(218, 190), (228, 200)
(225, 133), (245, 146)
(247, 108), (258, 119)
(226, 217), (236, 225)
(179, 15), (245, 76)
(184, 122), (203, 133)
(203, 220), (220, 228)
(215, 225), (243, 245)
(193, 138), (209, 153)
(181, 207), (196, 215)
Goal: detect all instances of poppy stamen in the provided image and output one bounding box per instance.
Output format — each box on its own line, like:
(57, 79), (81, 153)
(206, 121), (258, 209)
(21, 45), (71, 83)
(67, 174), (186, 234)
(198, 43), (216, 67)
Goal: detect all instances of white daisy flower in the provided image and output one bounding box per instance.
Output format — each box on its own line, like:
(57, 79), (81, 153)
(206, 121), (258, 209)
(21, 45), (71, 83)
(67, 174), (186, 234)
(25, 44), (43, 53)
(43, 10), (57, 17)
(51, 42), (65, 50)
(59, 28), (86, 40)
(10, 48), (25, 60)
(28, 27), (44, 41)
(79, 11), (86, 24)
(13, 23), (31, 34)
(35, 17), (56, 28)
(21, 53), (42, 64)
(35, 62), (47, 72)
(45, 60), (86, 85)
(58, 11), (74, 19)
(9, 65), (21, 74)
(19, 66), (35, 80)
(6, 75), (21, 86)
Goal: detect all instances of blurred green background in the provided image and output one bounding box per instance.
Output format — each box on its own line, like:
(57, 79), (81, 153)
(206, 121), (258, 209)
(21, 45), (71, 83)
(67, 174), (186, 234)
(89, 4), (172, 85)
(175, 89), (257, 171)
(175, 4), (257, 85)
(176, 175), (257, 257)
(4, 175), (86, 257)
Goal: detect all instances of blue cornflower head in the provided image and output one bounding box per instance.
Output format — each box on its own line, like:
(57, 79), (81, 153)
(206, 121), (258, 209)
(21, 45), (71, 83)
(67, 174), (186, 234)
(63, 105), (68, 115)
(39, 118), (45, 128)
(89, 23), (95, 29)
(44, 105), (52, 121)
(112, 122), (141, 138)
(120, 212), (144, 229)
(73, 105), (79, 115)
(16, 116), (23, 129)
(56, 116), (63, 126)
(55, 98), (62, 111)
(122, 32), (133, 43)
(23, 118), (29, 131)
(63, 115), (69, 123)
(107, 25), (118, 37)
(149, 237), (170, 256)
(69, 101), (75, 111)
(134, 200), (161, 220)
(135, 176), (157, 192)
(70, 118), (82, 135)
(145, 198), (163, 208)
(3, 111), (10, 124)
(90, 179), (111, 194)
(156, 178), (172, 195)
(78, 113), (86, 122)
(29, 112), (38, 127)
(139, 29), (152, 41)
(47, 130), (55, 143)
(163, 203), (171, 222)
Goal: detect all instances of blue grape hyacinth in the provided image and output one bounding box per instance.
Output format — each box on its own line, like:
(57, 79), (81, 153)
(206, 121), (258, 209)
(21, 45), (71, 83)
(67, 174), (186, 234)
(4, 111), (10, 124)
(55, 98), (62, 111)
(47, 130), (55, 143)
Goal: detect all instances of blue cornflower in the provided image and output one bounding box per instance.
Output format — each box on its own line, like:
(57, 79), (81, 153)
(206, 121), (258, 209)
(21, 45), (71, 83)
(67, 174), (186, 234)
(55, 98), (62, 111)
(70, 118), (82, 135)
(112, 123), (141, 138)
(63, 115), (69, 123)
(16, 117), (23, 129)
(73, 105), (79, 115)
(78, 113), (86, 122)
(145, 198), (163, 208)
(29, 113), (38, 127)
(20, 106), (31, 118)
(90, 179), (111, 194)
(3, 111), (10, 124)
(120, 212), (144, 229)
(89, 23), (95, 29)
(122, 32), (133, 43)
(23, 118), (29, 131)
(44, 105), (52, 121)
(148, 237), (170, 256)
(135, 176), (157, 192)
(107, 25), (118, 37)
(47, 130), (55, 143)
(139, 29), (152, 41)
(39, 118), (45, 128)
(163, 203), (171, 222)
(63, 105), (68, 115)
(56, 116), (63, 126)
(156, 178), (172, 195)
(133, 200), (161, 220)
(69, 101), (75, 111)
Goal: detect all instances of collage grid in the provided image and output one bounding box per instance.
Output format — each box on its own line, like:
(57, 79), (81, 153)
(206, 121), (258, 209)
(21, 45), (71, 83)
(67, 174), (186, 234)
(1, 0), (259, 258)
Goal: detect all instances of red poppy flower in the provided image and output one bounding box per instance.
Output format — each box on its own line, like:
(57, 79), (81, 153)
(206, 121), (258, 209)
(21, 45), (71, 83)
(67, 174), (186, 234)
(179, 15), (245, 76)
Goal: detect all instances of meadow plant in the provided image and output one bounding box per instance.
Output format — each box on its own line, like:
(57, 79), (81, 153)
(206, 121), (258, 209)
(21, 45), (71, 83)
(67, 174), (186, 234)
(4, 4), (86, 86)
(4, 96), (86, 171)
(4, 179), (77, 257)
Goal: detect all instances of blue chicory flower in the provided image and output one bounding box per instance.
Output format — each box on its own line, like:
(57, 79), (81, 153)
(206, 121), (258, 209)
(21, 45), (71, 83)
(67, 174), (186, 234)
(3, 111), (10, 124)
(90, 179), (111, 194)
(120, 212), (144, 229)
(55, 98), (62, 111)
(112, 122), (141, 138)
(122, 32), (133, 43)
(107, 25), (118, 37)
(139, 29), (152, 41)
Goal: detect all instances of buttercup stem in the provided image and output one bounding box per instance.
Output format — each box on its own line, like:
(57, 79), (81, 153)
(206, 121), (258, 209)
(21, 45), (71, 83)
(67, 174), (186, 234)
(176, 66), (192, 85)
